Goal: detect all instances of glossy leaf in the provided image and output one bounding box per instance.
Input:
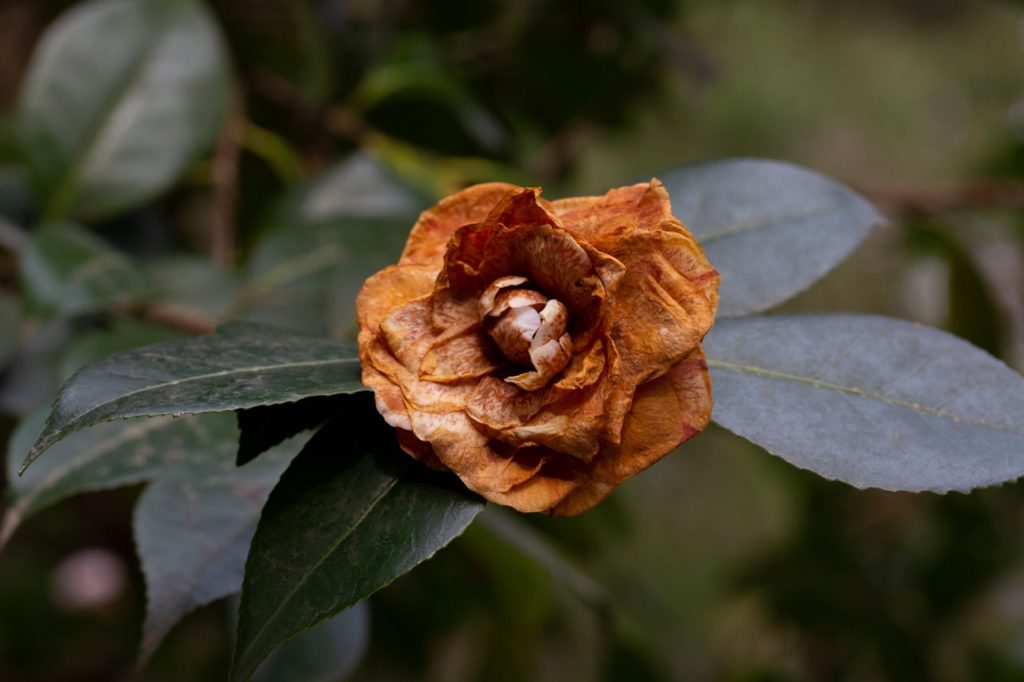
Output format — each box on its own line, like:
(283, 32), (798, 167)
(238, 154), (423, 336)
(705, 314), (1024, 492)
(20, 322), (364, 474)
(237, 395), (352, 466)
(134, 430), (300, 662)
(16, 0), (229, 220)
(2, 412), (236, 549)
(660, 158), (883, 317)
(253, 602), (370, 682)
(19, 221), (154, 316)
(232, 401), (484, 682)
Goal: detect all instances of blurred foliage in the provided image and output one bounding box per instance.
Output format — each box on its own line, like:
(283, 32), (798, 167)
(1, 0), (1024, 681)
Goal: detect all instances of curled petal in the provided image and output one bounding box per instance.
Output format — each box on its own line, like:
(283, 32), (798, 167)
(367, 338), (474, 414)
(506, 333), (573, 391)
(551, 179), (673, 244)
(479, 276), (529, 316)
(360, 360), (412, 430)
(396, 429), (447, 471)
(552, 339), (606, 395)
(380, 298), (438, 371)
(466, 376), (550, 431)
(356, 264), (438, 332)
(551, 350), (712, 515)
(484, 456), (586, 513)
(532, 299), (568, 348)
(494, 376), (607, 460)
(420, 327), (504, 383)
(488, 306), (541, 365)
(401, 183), (519, 267)
(408, 410), (549, 494)
(430, 287), (479, 332)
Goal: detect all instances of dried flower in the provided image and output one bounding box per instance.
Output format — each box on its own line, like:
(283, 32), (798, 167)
(357, 181), (718, 514)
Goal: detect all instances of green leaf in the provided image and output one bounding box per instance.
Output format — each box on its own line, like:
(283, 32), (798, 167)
(237, 395), (352, 466)
(57, 318), (176, 382)
(20, 322), (364, 474)
(239, 155), (424, 336)
(660, 158), (884, 317)
(2, 412), (236, 548)
(705, 314), (1024, 492)
(231, 400), (484, 682)
(252, 602), (369, 682)
(148, 256), (241, 322)
(134, 429), (300, 662)
(19, 222), (154, 316)
(16, 0), (229, 221)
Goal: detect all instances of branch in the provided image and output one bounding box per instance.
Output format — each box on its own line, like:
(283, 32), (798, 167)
(116, 302), (216, 336)
(854, 179), (1024, 215)
(210, 88), (247, 269)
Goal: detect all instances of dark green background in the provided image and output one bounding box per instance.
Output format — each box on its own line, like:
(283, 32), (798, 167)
(2, 0), (1024, 680)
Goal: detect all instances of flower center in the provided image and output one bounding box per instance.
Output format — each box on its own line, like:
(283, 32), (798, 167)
(479, 276), (569, 367)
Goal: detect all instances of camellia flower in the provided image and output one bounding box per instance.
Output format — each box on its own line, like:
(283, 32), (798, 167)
(356, 181), (719, 515)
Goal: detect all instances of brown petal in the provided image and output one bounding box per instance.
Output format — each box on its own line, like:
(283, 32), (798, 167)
(486, 288), (549, 319)
(487, 305), (540, 365)
(431, 286), (480, 332)
(484, 456), (586, 513)
(550, 350), (712, 516)
(396, 429), (448, 471)
(465, 376), (550, 431)
(379, 298), (438, 371)
(492, 375), (607, 460)
(356, 264), (438, 332)
(440, 188), (563, 294)
(420, 327), (503, 383)
(498, 224), (599, 320)
(550, 179), (673, 244)
(407, 410), (548, 494)
(360, 359), (413, 430)
(400, 183), (520, 267)
(479, 276), (529, 316)
(506, 333), (573, 391)
(366, 337), (475, 414)
(551, 339), (606, 395)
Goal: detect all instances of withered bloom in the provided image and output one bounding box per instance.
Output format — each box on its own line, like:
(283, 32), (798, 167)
(357, 181), (719, 515)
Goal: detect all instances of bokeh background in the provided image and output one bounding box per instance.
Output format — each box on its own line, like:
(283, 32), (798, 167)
(2, 0), (1024, 680)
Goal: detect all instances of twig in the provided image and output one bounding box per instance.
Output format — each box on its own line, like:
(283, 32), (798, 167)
(210, 88), (247, 269)
(854, 179), (1024, 215)
(248, 70), (370, 142)
(117, 302), (216, 336)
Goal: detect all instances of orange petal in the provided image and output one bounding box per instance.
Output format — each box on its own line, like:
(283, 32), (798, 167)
(465, 376), (550, 431)
(400, 183), (520, 267)
(484, 456), (586, 513)
(407, 410), (548, 494)
(550, 179), (673, 244)
(360, 358), (412, 430)
(506, 333), (573, 391)
(430, 286), (479, 332)
(479, 276), (530, 316)
(420, 327), (504, 383)
(552, 339), (606, 395)
(380, 298), (438, 371)
(356, 264), (438, 332)
(487, 305), (540, 365)
(551, 350), (712, 516)
(396, 429), (448, 471)
(366, 337), (475, 414)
